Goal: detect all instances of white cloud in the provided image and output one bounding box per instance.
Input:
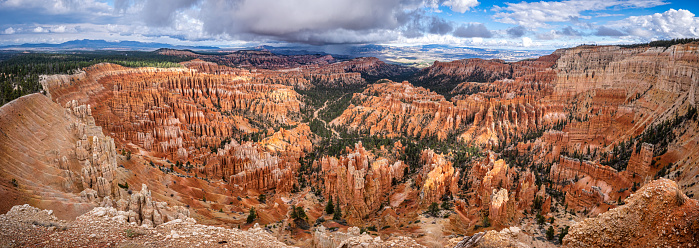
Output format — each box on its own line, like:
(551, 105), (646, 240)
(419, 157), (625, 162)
(612, 9), (699, 39)
(51, 26), (66, 33)
(3, 27), (15, 35)
(0, 0), (686, 49)
(493, 0), (668, 28)
(443, 0), (479, 13)
(537, 30), (560, 40)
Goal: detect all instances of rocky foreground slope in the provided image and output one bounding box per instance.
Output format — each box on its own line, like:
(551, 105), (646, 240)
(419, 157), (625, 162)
(0, 203), (426, 248)
(563, 179), (699, 247)
(0, 204), (291, 248)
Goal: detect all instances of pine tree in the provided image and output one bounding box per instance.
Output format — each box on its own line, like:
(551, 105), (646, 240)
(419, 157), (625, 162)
(289, 205), (298, 219)
(246, 207), (257, 224)
(333, 202), (342, 220)
(289, 205), (307, 220)
(428, 202), (440, 217)
(546, 226), (555, 240)
(295, 206), (307, 220)
(325, 196), (335, 215)
(558, 226), (569, 243)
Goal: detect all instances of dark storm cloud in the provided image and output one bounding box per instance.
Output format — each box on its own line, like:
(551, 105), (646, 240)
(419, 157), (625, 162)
(134, 0), (452, 44)
(428, 16), (454, 35)
(141, 0), (199, 27)
(560, 26), (581, 36)
(453, 23), (492, 38)
(400, 10), (430, 38)
(595, 26), (626, 36)
(506, 25), (526, 38)
(0, 0), (483, 45)
(197, 0), (411, 42)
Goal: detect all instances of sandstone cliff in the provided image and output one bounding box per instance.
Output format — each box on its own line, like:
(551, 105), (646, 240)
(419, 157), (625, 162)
(0, 94), (118, 219)
(317, 142), (407, 222)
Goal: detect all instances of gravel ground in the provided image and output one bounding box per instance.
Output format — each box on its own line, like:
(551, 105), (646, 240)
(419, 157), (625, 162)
(0, 204), (294, 248)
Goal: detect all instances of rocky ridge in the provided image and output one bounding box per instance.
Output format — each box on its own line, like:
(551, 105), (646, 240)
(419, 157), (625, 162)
(563, 178), (699, 247)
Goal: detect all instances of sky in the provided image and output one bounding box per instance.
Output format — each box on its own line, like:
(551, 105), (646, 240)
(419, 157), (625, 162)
(0, 0), (698, 50)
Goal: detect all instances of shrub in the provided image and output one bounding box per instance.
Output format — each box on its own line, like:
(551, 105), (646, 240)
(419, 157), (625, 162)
(124, 228), (144, 238)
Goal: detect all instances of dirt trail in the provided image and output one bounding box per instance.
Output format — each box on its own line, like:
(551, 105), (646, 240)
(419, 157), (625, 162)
(313, 99), (341, 138)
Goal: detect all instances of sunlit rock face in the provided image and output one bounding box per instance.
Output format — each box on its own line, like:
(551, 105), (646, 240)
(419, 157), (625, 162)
(317, 142), (407, 222)
(0, 93), (122, 219)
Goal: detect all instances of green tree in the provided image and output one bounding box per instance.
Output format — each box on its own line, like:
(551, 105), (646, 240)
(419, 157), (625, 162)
(333, 202), (342, 220)
(289, 205), (307, 220)
(532, 196), (543, 211)
(559, 226), (569, 243)
(258, 194), (266, 203)
(246, 207), (257, 224)
(325, 196), (335, 215)
(536, 213), (545, 225)
(482, 214), (491, 227)
(441, 200), (452, 210)
(546, 226), (555, 240)
(427, 202), (440, 217)
(295, 206), (307, 219)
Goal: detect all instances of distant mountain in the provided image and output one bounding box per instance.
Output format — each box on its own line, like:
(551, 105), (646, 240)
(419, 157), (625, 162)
(253, 44), (553, 68)
(0, 39), (551, 67)
(0, 39), (219, 51)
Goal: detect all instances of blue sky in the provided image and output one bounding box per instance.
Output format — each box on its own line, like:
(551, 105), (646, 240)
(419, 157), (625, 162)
(0, 0), (698, 49)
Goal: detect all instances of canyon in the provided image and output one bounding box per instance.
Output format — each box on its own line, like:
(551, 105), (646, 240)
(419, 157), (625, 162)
(1, 42), (699, 247)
